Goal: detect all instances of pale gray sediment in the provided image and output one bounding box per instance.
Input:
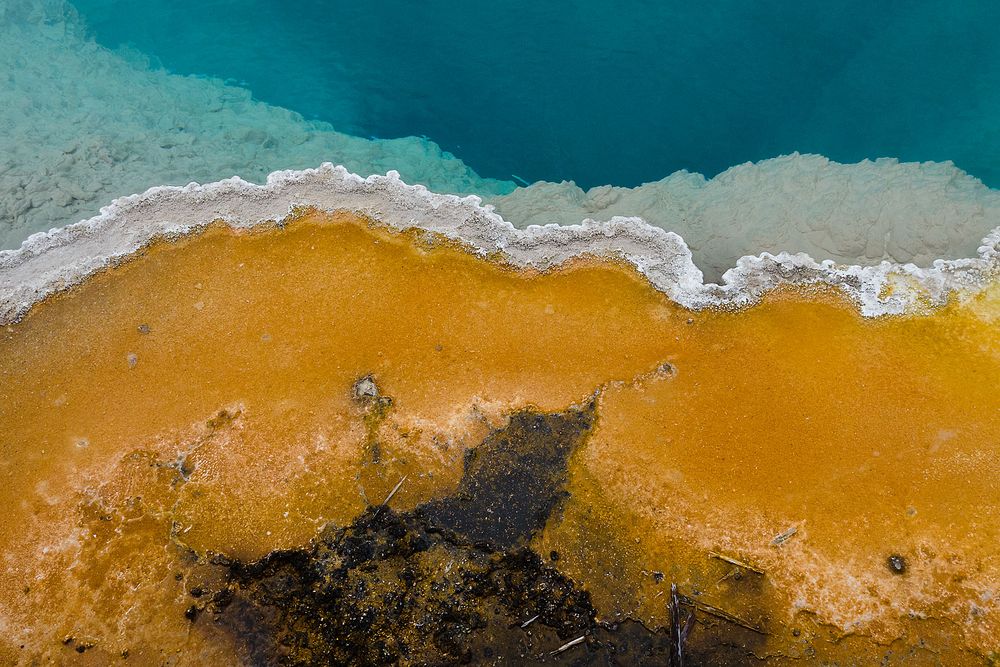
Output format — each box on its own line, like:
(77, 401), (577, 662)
(0, 0), (512, 251)
(490, 153), (1000, 280)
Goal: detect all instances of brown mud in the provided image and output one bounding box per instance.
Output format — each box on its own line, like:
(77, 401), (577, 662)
(196, 406), (758, 666)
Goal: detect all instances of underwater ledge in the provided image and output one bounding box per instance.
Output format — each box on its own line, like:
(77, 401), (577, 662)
(0, 166), (998, 665)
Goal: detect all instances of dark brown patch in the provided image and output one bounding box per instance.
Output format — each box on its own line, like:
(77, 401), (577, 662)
(420, 406), (594, 549)
(194, 405), (768, 665)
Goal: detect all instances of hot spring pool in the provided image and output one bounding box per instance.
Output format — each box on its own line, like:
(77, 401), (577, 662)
(72, 0), (1000, 189)
(2, 1), (1000, 664)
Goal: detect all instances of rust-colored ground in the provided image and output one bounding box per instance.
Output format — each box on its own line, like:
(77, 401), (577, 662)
(1, 211), (997, 664)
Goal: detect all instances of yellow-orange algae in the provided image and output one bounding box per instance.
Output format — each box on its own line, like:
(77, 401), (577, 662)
(0, 211), (997, 664)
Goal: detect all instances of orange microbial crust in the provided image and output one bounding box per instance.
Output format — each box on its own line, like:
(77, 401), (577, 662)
(1, 211), (998, 664)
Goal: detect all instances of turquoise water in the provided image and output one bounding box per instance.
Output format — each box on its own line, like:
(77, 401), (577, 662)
(74, 0), (999, 188)
(1, 0), (998, 270)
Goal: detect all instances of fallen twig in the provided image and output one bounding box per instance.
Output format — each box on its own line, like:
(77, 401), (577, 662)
(682, 597), (766, 635)
(373, 476), (408, 517)
(382, 475), (408, 506)
(772, 525), (798, 546)
(669, 583), (695, 667)
(550, 636), (586, 656)
(708, 550), (765, 575)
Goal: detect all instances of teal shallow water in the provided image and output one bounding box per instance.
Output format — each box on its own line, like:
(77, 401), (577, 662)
(1, 0), (998, 276)
(74, 0), (1000, 188)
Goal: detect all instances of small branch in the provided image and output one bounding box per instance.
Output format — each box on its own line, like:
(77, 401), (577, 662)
(373, 475), (407, 517)
(772, 525), (798, 546)
(683, 597), (766, 635)
(550, 636), (585, 656)
(669, 583), (693, 667)
(382, 475), (408, 506)
(708, 550), (765, 575)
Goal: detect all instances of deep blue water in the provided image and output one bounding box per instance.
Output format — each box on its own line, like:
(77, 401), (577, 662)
(73, 0), (1000, 188)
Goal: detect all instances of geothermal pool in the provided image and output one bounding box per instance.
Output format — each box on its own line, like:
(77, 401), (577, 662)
(2, 0), (1000, 277)
(1, 1), (999, 665)
(59, 0), (1000, 189)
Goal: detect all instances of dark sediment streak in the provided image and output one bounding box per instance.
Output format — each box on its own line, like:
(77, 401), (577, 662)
(193, 405), (764, 665)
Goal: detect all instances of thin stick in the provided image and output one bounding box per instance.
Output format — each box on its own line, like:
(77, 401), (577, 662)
(772, 525), (798, 546)
(520, 614), (539, 628)
(670, 583), (683, 667)
(708, 551), (765, 575)
(687, 599), (765, 635)
(550, 636), (585, 655)
(382, 475), (408, 506)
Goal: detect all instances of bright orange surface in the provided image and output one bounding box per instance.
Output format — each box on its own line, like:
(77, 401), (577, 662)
(0, 211), (997, 664)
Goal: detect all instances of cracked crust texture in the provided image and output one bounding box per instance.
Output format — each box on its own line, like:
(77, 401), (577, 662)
(2, 164), (998, 327)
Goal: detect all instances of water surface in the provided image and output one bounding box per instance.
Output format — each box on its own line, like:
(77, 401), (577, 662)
(75, 0), (1000, 187)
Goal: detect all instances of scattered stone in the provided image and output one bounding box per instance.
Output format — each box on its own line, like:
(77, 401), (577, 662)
(887, 554), (907, 574)
(351, 374), (381, 402)
(137, 323), (150, 334)
(126, 352), (138, 369)
(656, 361), (676, 377)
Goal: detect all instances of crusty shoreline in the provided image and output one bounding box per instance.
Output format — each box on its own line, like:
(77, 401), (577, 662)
(2, 163), (997, 325)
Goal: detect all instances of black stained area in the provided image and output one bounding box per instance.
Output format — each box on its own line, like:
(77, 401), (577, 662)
(213, 507), (684, 665)
(194, 404), (762, 666)
(420, 406), (593, 550)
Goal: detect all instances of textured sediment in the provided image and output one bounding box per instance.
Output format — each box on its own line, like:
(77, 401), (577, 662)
(2, 164), (998, 329)
(491, 154), (1000, 280)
